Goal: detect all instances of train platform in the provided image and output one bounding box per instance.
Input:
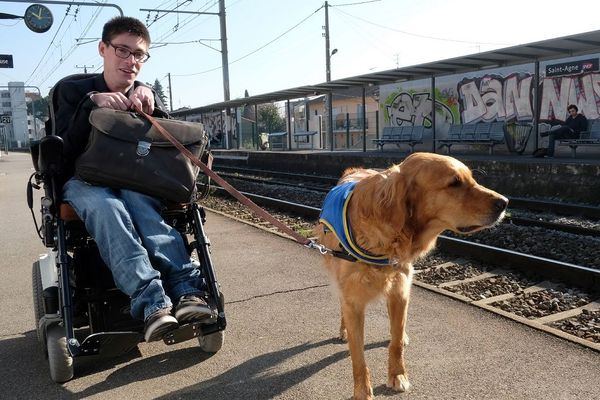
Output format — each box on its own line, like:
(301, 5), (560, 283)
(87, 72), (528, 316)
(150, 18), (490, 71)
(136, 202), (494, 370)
(1, 152), (599, 399)
(212, 148), (600, 204)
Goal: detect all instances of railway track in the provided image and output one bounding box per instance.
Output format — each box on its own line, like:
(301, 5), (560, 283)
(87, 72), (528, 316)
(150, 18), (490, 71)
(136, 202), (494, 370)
(211, 166), (600, 236)
(199, 184), (600, 352)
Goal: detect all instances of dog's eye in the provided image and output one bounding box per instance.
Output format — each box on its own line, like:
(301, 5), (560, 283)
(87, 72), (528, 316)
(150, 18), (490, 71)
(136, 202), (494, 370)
(449, 177), (462, 188)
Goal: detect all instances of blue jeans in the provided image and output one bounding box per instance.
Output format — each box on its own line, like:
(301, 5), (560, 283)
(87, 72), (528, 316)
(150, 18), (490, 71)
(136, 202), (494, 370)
(547, 126), (578, 156)
(63, 177), (203, 321)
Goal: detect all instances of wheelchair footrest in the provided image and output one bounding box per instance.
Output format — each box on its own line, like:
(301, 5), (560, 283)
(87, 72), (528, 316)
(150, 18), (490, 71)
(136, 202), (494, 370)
(79, 331), (143, 357)
(162, 319), (220, 345)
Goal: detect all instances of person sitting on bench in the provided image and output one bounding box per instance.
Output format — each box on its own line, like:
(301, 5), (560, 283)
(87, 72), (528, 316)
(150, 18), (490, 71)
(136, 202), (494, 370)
(536, 104), (587, 157)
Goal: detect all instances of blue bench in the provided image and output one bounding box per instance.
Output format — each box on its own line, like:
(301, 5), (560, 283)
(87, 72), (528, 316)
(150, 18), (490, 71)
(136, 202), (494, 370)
(372, 125), (425, 152)
(559, 119), (600, 157)
(436, 122), (505, 155)
(267, 132), (287, 150)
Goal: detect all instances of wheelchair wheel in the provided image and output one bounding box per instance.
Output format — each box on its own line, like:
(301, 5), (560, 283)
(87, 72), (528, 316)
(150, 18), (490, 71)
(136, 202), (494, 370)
(46, 325), (74, 383)
(32, 261), (44, 344)
(198, 330), (224, 353)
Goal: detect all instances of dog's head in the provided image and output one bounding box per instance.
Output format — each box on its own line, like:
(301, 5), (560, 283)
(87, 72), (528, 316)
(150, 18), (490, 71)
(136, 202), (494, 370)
(380, 152), (507, 235)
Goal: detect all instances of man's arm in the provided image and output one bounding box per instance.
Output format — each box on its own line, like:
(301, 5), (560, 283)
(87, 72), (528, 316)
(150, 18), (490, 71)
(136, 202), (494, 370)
(54, 80), (95, 169)
(574, 115), (588, 134)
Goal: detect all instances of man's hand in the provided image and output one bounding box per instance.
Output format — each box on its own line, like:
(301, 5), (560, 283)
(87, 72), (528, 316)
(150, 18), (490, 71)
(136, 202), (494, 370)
(90, 92), (132, 111)
(129, 86), (155, 115)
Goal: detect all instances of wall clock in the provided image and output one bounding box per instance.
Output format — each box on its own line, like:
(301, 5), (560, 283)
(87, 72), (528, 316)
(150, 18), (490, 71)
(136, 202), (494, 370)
(24, 4), (53, 33)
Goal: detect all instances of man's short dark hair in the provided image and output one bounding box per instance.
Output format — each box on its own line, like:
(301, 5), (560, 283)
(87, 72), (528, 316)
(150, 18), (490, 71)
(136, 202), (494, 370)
(102, 16), (150, 45)
(567, 104), (578, 112)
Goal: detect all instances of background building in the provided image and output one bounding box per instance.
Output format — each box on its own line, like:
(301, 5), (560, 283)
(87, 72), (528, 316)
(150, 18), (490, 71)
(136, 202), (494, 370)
(0, 82), (30, 149)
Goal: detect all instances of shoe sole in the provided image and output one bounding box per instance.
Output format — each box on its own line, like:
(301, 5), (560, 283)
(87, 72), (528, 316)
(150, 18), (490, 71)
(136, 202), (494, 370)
(144, 316), (179, 342)
(175, 305), (215, 324)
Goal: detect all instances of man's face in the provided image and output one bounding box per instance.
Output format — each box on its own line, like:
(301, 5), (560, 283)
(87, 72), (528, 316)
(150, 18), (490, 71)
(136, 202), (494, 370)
(99, 33), (148, 92)
(568, 108), (577, 116)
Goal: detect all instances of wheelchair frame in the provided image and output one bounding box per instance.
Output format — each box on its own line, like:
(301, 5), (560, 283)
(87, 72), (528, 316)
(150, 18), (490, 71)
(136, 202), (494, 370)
(28, 73), (226, 383)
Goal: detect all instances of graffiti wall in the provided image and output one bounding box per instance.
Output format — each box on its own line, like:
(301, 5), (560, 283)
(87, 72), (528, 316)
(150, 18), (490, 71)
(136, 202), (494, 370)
(380, 54), (600, 137)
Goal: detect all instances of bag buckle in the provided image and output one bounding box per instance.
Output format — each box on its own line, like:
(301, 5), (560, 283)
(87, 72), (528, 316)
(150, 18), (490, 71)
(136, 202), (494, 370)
(136, 141), (151, 157)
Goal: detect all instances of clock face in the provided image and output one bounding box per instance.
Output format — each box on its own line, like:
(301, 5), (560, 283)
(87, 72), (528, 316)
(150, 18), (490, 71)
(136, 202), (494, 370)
(24, 4), (53, 33)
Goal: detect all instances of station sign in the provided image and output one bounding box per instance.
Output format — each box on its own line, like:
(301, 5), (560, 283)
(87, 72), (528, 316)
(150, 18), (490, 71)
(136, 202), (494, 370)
(545, 58), (599, 77)
(0, 54), (13, 69)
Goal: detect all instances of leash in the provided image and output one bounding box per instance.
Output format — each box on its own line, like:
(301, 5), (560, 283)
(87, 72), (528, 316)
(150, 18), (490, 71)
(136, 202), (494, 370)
(135, 107), (314, 248)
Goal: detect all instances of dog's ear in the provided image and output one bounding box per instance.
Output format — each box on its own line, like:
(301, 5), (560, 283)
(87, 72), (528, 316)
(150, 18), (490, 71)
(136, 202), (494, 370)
(375, 167), (409, 227)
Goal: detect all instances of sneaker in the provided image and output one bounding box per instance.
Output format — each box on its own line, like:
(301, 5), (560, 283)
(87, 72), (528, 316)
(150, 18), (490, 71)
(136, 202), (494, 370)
(144, 307), (179, 342)
(174, 294), (214, 324)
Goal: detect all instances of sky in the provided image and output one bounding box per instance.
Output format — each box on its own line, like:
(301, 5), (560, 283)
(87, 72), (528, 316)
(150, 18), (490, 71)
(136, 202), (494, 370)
(2, 0), (600, 110)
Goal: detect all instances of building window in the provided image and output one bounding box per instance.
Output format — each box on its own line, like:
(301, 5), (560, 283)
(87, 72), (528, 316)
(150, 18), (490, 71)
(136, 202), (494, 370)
(2, 102), (10, 107)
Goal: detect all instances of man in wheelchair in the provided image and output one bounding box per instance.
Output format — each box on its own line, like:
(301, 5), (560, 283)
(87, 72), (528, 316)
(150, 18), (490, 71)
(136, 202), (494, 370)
(29, 16), (225, 383)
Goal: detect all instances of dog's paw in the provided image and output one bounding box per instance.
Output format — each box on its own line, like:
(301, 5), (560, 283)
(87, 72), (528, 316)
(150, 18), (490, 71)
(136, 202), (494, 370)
(387, 374), (410, 392)
(403, 334), (409, 346)
(339, 327), (348, 342)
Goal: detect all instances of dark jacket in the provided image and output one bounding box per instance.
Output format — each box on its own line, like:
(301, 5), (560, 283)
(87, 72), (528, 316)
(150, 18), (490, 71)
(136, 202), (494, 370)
(565, 113), (588, 135)
(54, 73), (167, 180)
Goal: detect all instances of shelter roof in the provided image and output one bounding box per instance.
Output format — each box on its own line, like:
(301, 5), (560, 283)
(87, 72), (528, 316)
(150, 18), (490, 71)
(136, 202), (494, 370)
(173, 29), (600, 116)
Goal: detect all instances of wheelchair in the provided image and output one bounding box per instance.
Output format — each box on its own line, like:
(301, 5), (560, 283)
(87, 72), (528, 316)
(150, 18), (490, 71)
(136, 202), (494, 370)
(27, 74), (226, 383)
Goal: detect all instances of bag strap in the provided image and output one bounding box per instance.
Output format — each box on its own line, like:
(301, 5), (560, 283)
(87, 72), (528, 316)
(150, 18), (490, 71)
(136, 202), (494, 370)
(134, 107), (312, 246)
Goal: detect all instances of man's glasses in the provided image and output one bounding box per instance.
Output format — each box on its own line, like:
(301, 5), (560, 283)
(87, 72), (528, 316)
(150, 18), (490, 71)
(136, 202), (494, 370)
(107, 42), (150, 63)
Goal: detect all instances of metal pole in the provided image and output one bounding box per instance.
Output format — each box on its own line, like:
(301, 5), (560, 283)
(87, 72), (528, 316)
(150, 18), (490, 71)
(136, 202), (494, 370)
(534, 60), (540, 150)
(167, 72), (173, 112)
(345, 113), (350, 149)
(362, 86), (367, 152)
(0, 0), (123, 16)
(324, 1), (334, 151)
(31, 97), (37, 138)
(325, 1), (331, 83)
(328, 92), (334, 151)
(431, 76), (436, 153)
(219, 0), (230, 102)
(287, 100), (292, 150)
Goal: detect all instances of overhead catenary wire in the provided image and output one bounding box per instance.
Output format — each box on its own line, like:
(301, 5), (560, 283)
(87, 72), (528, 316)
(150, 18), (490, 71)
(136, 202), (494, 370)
(172, 5), (324, 77)
(26, 6), (74, 85)
(34, 4), (105, 88)
(331, 5), (514, 46)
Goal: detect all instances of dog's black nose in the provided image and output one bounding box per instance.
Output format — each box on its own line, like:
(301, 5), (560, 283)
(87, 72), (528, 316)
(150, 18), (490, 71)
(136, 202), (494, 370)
(493, 197), (508, 212)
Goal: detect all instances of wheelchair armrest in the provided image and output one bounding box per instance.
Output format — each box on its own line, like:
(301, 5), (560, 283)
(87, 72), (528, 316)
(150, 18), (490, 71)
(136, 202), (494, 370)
(38, 135), (64, 176)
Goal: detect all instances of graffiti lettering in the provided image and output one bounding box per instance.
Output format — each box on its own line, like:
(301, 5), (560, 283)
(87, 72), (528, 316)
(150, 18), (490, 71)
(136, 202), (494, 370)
(385, 91), (454, 131)
(539, 73), (600, 120)
(458, 74), (533, 123)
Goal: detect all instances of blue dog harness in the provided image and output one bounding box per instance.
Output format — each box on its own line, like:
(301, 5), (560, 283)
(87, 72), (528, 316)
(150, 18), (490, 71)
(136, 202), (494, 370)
(319, 181), (393, 266)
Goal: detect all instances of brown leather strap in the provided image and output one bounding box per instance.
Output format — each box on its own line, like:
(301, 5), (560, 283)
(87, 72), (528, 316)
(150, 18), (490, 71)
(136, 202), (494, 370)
(135, 107), (311, 246)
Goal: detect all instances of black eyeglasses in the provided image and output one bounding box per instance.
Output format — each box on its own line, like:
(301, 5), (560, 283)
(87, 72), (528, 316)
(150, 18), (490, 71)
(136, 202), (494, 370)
(107, 41), (150, 63)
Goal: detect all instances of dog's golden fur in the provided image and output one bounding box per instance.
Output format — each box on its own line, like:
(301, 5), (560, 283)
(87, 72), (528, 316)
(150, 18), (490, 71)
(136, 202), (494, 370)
(315, 152), (507, 400)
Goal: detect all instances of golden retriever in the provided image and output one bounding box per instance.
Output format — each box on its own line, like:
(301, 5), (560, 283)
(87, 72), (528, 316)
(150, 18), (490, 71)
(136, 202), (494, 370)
(315, 152), (507, 400)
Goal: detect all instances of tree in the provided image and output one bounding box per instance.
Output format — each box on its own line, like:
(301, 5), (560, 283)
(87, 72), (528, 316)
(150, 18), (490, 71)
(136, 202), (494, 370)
(27, 95), (49, 120)
(151, 78), (169, 109)
(257, 103), (285, 134)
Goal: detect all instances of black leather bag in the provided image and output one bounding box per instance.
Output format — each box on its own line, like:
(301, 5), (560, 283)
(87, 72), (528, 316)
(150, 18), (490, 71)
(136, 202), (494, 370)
(75, 107), (208, 204)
